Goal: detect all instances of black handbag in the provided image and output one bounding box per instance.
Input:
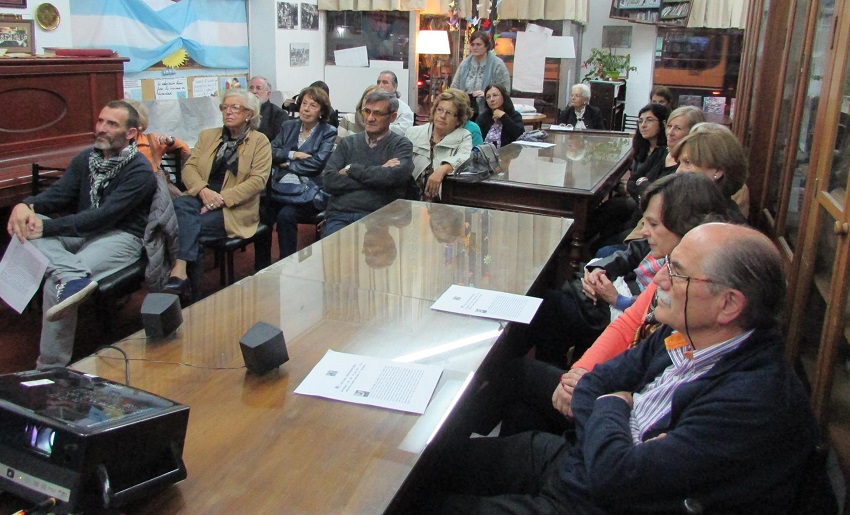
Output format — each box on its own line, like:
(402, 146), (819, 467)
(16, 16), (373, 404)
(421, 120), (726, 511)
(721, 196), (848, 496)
(270, 171), (326, 209)
(453, 143), (501, 183)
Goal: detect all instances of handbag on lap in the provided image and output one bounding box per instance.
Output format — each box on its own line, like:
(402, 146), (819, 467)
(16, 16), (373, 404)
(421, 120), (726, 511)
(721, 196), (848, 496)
(269, 170), (326, 210)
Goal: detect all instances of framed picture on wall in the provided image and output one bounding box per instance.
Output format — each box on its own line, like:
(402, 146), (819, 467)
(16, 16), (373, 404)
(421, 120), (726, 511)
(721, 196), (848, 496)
(290, 43), (309, 67)
(300, 3), (318, 31)
(0, 0), (27, 8)
(0, 18), (34, 54)
(277, 2), (298, 30)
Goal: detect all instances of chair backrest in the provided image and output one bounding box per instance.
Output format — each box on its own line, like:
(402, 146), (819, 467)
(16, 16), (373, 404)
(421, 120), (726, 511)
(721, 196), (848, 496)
(31, 163), (66, 196)
(160, 149), (185, 191)
(623, 114), (639, 133)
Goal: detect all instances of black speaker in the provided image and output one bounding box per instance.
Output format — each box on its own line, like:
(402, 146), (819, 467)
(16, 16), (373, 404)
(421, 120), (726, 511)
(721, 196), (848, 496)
(239, 321), (289, 374)
(141, 293), (183, 339)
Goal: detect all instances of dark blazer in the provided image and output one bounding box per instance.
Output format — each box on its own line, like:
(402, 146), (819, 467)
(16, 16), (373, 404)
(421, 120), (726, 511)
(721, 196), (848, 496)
(270, 120), (337, 186)
(557, 104), (605, 130)
(258, 100), (289, 143)
(476, 110), (525, 147)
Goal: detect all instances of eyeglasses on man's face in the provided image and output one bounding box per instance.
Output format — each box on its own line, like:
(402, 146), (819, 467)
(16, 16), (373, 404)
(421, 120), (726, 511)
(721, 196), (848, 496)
(664, 255), (718, 285)
(219, 104), (247, 113)
(361, 108), (390, 119)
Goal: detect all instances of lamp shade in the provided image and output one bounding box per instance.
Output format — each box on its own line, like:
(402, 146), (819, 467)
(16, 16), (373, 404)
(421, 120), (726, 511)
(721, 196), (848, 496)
(417, 30), (450, 55)
(545, 36), (576, 59)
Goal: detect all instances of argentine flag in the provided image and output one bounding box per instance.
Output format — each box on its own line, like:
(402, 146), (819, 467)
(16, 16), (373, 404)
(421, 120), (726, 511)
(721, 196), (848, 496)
(70, 0), (248, 73)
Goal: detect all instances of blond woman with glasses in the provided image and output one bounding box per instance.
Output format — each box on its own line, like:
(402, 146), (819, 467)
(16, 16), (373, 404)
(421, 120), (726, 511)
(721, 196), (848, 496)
(405, 89), (473, 200)
(163, 89), (271, 296)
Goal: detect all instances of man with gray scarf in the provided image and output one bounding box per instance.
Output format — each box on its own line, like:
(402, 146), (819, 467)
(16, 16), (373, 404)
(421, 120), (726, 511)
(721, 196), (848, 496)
(7, 100), (156, 369)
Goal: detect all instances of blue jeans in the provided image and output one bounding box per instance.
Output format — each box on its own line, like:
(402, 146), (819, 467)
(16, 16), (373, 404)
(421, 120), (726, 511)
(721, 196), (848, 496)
(322, 211), (368, 237)
(173, 195), (227, 263)
(274, 201), (323, 259)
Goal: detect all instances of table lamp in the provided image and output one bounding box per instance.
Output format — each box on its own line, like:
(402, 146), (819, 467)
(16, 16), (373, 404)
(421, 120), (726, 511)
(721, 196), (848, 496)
(416, 30), (451, 107)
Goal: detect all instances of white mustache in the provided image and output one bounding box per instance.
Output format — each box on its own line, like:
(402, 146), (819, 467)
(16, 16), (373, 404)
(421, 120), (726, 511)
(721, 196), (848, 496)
(656, 290), (672, 307)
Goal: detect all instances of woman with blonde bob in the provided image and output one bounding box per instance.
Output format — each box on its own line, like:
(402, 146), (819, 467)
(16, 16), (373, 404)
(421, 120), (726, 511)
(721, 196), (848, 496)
(405, 89), (473, 200)
(671, 122), (750, 217)
(163, 89), (271, 296)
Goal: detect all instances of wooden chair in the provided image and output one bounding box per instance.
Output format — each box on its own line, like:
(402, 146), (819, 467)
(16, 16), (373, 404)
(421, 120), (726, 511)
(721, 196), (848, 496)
(623, 114), (639, 132)
(201, 223), (271, 287)
(31, 163), (65, 195)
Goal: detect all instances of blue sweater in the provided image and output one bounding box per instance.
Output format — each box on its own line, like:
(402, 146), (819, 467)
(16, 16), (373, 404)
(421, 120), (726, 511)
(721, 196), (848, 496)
(562, 325), (818, 514)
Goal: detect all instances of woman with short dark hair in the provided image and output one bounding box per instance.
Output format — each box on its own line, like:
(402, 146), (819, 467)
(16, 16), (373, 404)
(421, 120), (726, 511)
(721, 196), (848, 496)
(264, 86), (338, 262)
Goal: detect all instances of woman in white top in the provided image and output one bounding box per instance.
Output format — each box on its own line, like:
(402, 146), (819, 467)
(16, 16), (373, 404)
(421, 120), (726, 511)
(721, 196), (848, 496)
(405, 89), (473, 200)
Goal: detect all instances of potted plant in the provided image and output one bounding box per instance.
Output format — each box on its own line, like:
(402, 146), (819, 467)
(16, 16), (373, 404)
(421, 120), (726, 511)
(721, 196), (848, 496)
(581, 48), (636, 82)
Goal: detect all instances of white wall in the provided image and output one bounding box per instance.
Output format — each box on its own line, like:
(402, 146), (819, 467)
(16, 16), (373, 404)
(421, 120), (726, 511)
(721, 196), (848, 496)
(14, 0), (73, 53)
(582, 3), (657, 118)
(249, 0), (328, 102)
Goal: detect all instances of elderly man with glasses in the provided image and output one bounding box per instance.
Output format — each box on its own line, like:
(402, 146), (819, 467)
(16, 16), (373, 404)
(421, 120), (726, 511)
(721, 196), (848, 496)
(425, 223), (819, 514)
(320, 89), (413, 236)
(249, 76), (288, 143)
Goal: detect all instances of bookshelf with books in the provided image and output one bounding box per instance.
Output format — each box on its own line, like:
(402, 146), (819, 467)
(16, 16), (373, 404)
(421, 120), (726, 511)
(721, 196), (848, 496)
(609, 0), (691, 26)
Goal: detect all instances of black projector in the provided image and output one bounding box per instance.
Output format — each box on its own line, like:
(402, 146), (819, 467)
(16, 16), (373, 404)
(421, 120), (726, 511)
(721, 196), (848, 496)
(0, 368), (189, 514)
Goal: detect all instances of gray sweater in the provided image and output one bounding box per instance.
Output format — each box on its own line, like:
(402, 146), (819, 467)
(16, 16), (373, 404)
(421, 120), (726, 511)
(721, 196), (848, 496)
(321, 131), (413, 216)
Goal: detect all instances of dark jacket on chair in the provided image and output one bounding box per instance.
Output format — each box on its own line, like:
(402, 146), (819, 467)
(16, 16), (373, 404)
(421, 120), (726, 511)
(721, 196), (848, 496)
(558, 104), (606, 130)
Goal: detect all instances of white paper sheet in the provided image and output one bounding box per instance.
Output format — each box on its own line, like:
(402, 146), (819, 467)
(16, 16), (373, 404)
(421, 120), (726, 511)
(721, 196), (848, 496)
(294, 350), (443, 414)
(514, 141), (556, 148)
(525, 23), (554, 36)
(333, 46), (369, 67)
(513, 31), (548, 93)
(0, 238), (48, 314)
(431, 285), (543, 324)
(546, 124), (575, 132)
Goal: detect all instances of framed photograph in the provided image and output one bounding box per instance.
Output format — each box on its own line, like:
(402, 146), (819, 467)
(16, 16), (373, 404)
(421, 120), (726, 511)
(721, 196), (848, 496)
(602, 26), (632, 49)
(0, 18), (34, 54)
(300, 3), (318, 31)
(0, 0), (27, 8)
(290, 43), (309, 67)
(277, 2), (298, 30)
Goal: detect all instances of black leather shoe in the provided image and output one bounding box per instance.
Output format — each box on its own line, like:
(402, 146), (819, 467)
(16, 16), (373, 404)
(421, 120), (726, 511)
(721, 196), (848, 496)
(162, 276), (189, 295)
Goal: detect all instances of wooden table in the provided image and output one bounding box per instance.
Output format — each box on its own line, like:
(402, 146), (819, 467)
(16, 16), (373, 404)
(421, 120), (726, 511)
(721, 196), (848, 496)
(521, 113), (547, 130)
(441, 131), (632, 278)
(0, 201), (570, 514)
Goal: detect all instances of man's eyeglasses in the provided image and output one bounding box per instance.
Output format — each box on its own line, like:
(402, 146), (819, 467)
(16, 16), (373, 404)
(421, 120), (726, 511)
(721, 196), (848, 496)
(361, 108), (390, 119)
(434, 107), (457, 118)
(664, 255), (718, 285)
(219, 104), (247, 113)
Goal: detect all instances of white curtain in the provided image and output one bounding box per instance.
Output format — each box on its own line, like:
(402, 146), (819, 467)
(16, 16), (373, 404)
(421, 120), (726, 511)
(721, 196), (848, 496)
(688, 0), (749, 29)
(319, 0), (425, 10)
(498, 0), (588, 23)
(322, 0), (589, 22)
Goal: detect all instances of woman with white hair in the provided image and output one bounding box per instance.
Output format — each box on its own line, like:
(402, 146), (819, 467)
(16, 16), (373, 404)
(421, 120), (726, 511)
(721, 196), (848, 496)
(163, 88), (272, 295)
(557, 83), (605, 130)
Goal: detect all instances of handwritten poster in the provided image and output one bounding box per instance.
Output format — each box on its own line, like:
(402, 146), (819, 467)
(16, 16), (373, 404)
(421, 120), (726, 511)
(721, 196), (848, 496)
(154, 77), (188, 99)
(192, 76), (219, 98)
